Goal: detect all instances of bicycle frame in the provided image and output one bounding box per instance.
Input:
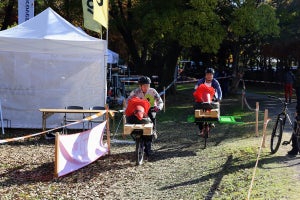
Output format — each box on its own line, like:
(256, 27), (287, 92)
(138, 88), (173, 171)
(270, 95), (294, 130)
(278, 110), (293, 131)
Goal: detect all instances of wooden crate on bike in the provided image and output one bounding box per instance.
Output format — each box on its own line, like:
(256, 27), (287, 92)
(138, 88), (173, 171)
(123, 123), (153, 135)
(195, 109), (219, 119)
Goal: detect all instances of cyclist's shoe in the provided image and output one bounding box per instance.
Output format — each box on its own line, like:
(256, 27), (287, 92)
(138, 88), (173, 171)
(209, 123), (215, 128)
(287, 148), (299, 156)
(45, 132), (56, 140)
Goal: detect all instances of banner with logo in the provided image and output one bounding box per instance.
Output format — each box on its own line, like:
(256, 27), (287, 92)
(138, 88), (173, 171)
(93, 0), (108, 29)
(82, 0), (102, 33)
(55, 121), (108, 177)
(18, 0), (34, 24)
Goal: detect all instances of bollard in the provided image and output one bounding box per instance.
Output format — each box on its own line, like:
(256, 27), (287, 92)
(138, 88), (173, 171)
(105, 104), (111, 155)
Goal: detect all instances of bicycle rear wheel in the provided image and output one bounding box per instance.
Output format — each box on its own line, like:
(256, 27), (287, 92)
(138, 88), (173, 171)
(270, 118), (283, 154)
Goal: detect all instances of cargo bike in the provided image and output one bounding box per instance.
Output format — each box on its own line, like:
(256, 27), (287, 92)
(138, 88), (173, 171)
(194, 102), (220, 148)
(122, 111), (156, 166)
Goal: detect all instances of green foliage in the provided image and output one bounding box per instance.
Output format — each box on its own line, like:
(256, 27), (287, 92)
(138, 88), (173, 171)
(138, 0), (225, 54)
(229, 0), (279, 38)
(256, 4), (280, 37)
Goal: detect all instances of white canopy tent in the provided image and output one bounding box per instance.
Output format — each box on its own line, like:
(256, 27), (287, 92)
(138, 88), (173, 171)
(106, 49), (119, 64)
(0, 8), (107, 128)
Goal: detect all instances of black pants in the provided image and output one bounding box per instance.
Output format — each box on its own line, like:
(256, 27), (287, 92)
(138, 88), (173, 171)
(292, 120), (299, 151)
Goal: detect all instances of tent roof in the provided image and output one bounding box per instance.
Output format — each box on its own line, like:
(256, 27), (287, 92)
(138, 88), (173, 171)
(0, 7), (106, 54)
(0, 7), (98, 41)
(106, 49), (119, 64)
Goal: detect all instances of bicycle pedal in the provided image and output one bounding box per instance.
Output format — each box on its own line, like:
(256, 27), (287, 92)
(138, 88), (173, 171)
(282, 141), (290, 145)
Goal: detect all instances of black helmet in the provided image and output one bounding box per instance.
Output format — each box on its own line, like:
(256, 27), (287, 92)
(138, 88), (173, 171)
(138, 76), (151, 84)
(205, 68), (215, 74)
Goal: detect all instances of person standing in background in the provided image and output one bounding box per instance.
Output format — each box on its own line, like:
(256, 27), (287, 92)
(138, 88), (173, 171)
(283, 67), (295, 103)
(288, 67), (300, 155)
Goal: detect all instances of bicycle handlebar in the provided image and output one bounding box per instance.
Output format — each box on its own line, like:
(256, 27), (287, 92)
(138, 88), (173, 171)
(267, 95), (278, 99)
(268, 95), (297, 104)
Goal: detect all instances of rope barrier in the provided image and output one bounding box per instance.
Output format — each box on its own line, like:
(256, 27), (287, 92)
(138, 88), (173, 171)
(0, 112), (109, 144)
(247, 118), (271, 200)
(243, 79), (283, 85)
(243, 92), (257, 111)
(159, 79), (177, 96)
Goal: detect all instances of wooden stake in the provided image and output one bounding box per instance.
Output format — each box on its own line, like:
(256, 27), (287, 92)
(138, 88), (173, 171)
(105, 104), (111, 155)
(54, 132), (59, 178)
(262, 109), (269, 148)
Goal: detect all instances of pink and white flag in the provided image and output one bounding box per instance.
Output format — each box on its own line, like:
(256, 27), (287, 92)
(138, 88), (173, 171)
(55, 121), (108, 177)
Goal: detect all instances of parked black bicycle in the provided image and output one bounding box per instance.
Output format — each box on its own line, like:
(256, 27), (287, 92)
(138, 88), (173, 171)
(268, 95), (300, 154)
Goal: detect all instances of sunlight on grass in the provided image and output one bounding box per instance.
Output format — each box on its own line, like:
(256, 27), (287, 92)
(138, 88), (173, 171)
(158, 83), (299, 199)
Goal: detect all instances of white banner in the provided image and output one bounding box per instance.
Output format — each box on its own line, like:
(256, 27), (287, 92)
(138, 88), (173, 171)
(18, 0), (34, 24)
(55, 121), (108, 177)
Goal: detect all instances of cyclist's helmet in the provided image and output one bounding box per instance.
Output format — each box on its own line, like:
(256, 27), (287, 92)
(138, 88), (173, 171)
(205, 68), (215, 74)
(138, 76), (151, 85)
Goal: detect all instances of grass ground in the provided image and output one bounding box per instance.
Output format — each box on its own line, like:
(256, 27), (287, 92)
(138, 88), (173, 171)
(0, 82), (299, 199)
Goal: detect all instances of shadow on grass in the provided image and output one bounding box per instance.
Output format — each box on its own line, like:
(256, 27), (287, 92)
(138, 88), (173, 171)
(159, 154), (299, 200)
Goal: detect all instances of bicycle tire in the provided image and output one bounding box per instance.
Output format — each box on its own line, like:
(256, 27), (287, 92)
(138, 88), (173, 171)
(295, 124), (300, 153)
(203, 125), (209, 149)
(135, 136), (144, 165)
(270, 118), (283, 154)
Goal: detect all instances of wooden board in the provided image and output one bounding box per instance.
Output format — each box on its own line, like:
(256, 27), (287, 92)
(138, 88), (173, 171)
(123, 123), (153, 135)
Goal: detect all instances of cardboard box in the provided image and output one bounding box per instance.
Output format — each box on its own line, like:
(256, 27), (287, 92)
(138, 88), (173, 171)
(195, 109), (219, 119)
(123, 123), (153, 135)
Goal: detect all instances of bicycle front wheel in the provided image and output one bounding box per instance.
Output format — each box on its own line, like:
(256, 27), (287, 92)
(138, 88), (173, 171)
(295, 124), (300, 152)
(270, 118), (283, 154)
(203, 125), (209, 149)
(135, 136), (145, 165)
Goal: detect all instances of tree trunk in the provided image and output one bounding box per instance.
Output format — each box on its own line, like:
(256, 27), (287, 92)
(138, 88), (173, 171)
(1, 0), (15, 31)
(158, 41), (182, 94)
